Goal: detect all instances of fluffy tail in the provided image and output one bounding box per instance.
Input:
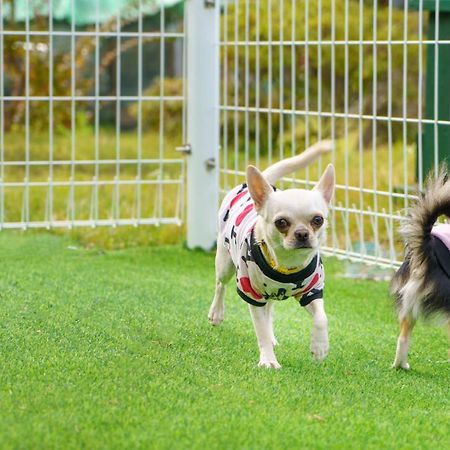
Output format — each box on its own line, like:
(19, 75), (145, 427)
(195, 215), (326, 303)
(262, 140), (333, 185)
(401, 168), (450, 260)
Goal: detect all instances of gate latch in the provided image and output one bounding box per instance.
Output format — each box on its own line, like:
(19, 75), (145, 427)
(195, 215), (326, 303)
(204, 0), (215, 7)
(205, 158), (216, 170)
(175, 144), (192, 155)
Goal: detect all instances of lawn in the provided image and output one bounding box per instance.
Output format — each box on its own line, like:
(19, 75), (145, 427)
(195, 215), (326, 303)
(0, 232), (448, 450)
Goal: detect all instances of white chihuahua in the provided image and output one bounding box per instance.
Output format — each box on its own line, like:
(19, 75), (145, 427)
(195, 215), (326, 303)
(208, 141), (335, 368)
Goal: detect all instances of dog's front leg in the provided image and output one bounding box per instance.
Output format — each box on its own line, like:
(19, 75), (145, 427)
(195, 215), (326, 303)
(304, 298), (329, 361)
(249, 303), (281, 369)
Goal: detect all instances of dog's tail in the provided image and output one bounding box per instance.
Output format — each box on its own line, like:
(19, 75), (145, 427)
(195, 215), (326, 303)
(262, 140), (333, 185)
(401, 167), (450, 261)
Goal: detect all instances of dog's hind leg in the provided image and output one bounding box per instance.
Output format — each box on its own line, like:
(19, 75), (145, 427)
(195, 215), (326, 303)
(249, 303), (281, 369)
(208, 237), (234, 326)
(392, 316), (415, 370)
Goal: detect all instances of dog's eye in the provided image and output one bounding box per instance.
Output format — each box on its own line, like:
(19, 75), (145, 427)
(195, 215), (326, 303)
(311, 215), (324, 227)
(274, 218), (290, 231)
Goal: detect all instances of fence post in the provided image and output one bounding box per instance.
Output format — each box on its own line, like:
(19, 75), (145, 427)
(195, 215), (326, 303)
(185, 0), (220, 250)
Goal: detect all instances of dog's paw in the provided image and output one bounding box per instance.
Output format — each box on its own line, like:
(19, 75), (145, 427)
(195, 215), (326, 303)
(310, 338), (329, 361)
(208, 304), (224, 326)
(391, 360), (410, 370)
(258, 358), (281, 369)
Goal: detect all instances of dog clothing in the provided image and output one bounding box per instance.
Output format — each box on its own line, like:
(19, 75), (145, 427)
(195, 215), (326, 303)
(431, 224), (450, 251)
(218, 183), (324, 307)
(431, 224), (450, 279)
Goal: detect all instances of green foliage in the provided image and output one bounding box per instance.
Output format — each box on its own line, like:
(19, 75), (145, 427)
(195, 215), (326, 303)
(3, 34), (82, 132)
(0, 234), (449, 449)
(128, 77), (184, 136)
(2, 0), (155, 132)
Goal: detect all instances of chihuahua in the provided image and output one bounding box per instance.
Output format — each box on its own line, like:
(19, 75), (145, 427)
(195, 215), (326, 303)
(208, 141), (335, 368)
(392, 169), (450, 370)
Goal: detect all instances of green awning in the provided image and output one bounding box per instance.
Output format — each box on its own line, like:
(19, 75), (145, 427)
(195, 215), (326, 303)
(3, 0), (182, 25)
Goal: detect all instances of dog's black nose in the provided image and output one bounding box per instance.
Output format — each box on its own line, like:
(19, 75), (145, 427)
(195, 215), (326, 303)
(294, 229), (309, 242)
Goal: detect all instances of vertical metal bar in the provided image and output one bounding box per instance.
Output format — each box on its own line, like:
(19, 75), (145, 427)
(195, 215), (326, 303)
(279, 0), (284, 164)
(372, 0), (380, 259)
(244, 0), (249, 169)
(330, 0), (337, 253)
(24, 0), (30, 228)
(291, 0), (296, 163)
(317, 0), (323, 175)
(255, 0), (260, 168)
(387, 0), (395, 263)
(233, 0), (239, 186)
(267, 0), (273, 166)
(48, 0), (54, 226)
(136, 0), (143, 223)
(417, 0), (424, 189)
(115, 7), (121, 224)
(358, 0), (365, 257)
(94, 0), (100, 225)
(182, 8), (187, 148)
(402, 0), (409, 212)
(0, 0), (4, 227)
(344, 0), (350, 251)
(70, 0), (76, 225)
(181, 6), (187, 223)
(222, 0), (229, 191)
(433, 0), (440, 176)
(304, 0), (310, 186)
(186, 0), (220, 249)
(158, 0), (165, 220)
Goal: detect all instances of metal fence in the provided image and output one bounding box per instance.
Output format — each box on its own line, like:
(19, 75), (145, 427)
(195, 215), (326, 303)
(1, 0), (450, 270)
(0, 0), (185, 229)
(218, 0), (450, 268)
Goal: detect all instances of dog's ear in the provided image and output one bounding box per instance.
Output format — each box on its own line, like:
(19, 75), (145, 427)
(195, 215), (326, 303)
(246, 165), (273, 210)
(314, 164), (335, 205)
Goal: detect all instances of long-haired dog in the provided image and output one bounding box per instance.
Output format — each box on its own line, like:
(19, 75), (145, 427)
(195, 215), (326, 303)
(392, 170), (450, 370)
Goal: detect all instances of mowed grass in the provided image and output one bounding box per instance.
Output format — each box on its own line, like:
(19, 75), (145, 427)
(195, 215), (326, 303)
(0, 233), (449, 450)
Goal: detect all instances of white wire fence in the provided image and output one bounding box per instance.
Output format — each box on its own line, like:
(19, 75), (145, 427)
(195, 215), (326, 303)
(0, 0), (185, 230)
(219, 0), (450, 268)
(1, 1), (449, 270)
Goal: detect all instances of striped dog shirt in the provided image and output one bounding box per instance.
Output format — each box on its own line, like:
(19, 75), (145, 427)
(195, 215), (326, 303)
(218, 183), (324, 307)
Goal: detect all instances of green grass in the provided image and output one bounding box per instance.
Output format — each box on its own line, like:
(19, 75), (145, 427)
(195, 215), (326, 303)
(0, 233), (448, 449)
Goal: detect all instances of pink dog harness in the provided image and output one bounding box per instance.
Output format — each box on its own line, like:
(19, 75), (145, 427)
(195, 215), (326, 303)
(431, 224), (450, 279)
(431, 224), (450, 251)
(218, 183), (324, 307)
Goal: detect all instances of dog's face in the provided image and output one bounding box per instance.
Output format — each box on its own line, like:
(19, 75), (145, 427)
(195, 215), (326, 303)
(246, 164), (335, 253)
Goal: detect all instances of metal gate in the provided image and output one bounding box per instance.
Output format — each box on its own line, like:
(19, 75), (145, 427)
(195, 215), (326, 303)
(1, 1), (450, 270)
(0, 0), (185, 229)
(217, 0), (450, 269)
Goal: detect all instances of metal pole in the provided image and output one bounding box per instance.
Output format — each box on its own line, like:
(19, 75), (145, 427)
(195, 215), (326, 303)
(185, 0), (220, 250)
